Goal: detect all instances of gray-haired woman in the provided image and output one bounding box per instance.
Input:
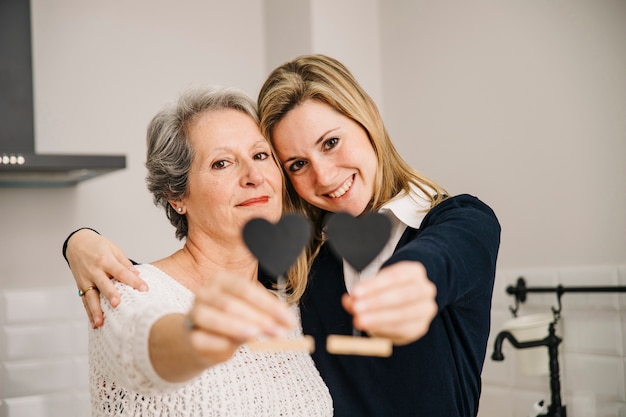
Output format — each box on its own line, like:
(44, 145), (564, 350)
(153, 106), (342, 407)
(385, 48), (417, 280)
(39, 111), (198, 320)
(76, 86), (331, 416)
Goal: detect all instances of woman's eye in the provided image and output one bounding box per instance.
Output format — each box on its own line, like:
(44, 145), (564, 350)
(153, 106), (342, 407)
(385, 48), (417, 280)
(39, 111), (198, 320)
(254, 152), (270, 161)
(211, 160), (231, 169)
(323, 137), (339, 150)
(288, 160), (307, 172)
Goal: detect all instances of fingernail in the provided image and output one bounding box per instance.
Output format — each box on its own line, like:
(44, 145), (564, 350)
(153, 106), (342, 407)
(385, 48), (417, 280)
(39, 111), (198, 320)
(110, 296), (120, 306)
(352, 286), (365, 297)
(139, 284), (148, 292)
(243, 325), (261, 338)
(353, 301), (365, 312)
(280, 311), (296, 326)
(358, 315), (371, 327)
(269, 325), (289, 338)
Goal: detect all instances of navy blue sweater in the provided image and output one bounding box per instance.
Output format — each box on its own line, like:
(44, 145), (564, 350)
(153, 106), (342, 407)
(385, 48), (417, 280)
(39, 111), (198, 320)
(300, 194), (501, 417)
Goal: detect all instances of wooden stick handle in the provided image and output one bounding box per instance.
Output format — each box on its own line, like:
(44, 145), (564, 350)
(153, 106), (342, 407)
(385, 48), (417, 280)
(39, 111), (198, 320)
(248, 335), (315, 353)
(326, 334), (393, 357)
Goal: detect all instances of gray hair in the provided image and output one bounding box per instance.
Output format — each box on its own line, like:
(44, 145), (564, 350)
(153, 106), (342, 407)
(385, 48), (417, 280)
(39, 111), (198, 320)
(145, 86), (259, 240)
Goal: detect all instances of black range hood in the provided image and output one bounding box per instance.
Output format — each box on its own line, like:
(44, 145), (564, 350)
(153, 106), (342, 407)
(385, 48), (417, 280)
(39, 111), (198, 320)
(0, 0), (126, 187)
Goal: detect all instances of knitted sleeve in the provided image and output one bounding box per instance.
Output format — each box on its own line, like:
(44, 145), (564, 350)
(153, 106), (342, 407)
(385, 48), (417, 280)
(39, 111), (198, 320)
(88, 265), (193, 395)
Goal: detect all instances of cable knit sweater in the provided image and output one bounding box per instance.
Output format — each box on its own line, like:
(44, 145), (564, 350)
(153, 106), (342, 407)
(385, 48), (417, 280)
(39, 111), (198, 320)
(88, 264), (332, 417)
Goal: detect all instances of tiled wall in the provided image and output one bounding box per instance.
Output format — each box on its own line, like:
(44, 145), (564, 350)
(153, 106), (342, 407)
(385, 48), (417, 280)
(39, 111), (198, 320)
(1, 265), (625, 417)
(0, 288), (90, 417)
(480, 265), (626, 417)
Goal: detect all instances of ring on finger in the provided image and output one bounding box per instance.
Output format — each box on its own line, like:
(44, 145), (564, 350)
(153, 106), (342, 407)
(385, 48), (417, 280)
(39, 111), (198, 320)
(78, 285), (98, 297)
(183, 315), (197, 331)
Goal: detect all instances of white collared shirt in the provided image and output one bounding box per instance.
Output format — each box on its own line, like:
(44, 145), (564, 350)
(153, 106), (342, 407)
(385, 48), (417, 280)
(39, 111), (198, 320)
(343, 186), (432, 293)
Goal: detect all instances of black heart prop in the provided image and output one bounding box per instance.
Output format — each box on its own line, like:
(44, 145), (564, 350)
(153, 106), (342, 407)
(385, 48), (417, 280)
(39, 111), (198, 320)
(243, 214), (312, 278)
(326, 212), (392, 272)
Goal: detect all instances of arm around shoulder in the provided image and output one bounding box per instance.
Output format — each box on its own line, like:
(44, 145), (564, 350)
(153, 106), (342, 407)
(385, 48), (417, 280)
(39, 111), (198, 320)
(63, 227), (147, 327)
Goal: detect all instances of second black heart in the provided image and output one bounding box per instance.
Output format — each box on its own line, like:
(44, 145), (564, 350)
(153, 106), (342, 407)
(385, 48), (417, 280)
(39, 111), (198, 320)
(325, 212), (392, 272)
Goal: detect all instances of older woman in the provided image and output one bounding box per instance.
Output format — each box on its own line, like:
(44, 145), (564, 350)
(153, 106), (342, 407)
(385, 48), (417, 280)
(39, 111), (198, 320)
(81, 86), (332, 416)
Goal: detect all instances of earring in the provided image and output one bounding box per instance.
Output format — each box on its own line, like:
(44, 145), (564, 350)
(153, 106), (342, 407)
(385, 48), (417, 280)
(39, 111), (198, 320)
(177, 207), (183, 213)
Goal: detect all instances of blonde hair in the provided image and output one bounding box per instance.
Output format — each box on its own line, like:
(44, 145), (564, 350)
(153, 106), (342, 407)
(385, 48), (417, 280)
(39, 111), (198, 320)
(258, 54), (448, 255)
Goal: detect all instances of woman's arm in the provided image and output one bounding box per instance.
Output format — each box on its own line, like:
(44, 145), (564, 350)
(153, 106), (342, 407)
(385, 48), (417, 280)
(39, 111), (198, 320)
(94, 269), (296, 391)
(64, 228), (148, 328)
(343, 194), (501, 345)
(149, 272), (296, 383)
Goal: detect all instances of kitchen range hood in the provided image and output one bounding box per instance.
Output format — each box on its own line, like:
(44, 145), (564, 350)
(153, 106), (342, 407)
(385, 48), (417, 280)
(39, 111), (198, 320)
(0, 0), (126, 187)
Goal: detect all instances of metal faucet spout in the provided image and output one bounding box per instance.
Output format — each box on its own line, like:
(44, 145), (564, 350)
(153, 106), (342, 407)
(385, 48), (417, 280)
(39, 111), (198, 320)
(491, 330), (551, 361)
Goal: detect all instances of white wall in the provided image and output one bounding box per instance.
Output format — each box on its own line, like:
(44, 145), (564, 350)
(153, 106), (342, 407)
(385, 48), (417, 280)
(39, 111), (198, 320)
(380, 1), (626, 268)
(1, 1), (625, 416)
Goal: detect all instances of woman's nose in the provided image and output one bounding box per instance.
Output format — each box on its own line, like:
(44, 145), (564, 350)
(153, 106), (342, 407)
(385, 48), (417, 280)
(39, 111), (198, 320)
(310, 158), (335, 187)
(241, 160), (265, 186)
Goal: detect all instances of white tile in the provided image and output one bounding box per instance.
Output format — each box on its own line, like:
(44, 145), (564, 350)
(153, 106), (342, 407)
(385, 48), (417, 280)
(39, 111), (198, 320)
(564, 353), (625, 401)
(0, 324), (75, 361)
(1, 359), (75, 398)
(565, 392), (597, 417)
(2, 393), (75, 417)
(72, 390), (91, 417)
(477, 386), (513, 417)
(512, 363), (555, 391)
(0, 288), (83, 325)
(622, 312), (626, 360)
(72, 356), (89, 389)
(588, 401), (626, 417)
(561, 310), (623, 356)
(71, 321), (89, 355)
(510, 388), (551, 417)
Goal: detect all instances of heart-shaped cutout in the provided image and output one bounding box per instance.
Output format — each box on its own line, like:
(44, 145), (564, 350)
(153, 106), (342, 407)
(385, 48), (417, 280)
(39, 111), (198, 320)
(243, 214), (312, 278)
(326, 212), (392, 272)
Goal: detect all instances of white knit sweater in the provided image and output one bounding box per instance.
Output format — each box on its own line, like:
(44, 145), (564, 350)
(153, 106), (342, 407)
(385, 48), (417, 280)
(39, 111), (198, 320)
(88, 264), (333, 416)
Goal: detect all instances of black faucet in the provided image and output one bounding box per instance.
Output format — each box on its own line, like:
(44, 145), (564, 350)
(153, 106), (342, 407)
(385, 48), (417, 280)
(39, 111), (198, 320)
(491, 322), (567, 417)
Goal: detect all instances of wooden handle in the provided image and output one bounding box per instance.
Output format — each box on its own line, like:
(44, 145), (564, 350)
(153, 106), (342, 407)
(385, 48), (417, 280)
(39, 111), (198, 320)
(326, 334), (393, 357)
(248, 335), (315, 353)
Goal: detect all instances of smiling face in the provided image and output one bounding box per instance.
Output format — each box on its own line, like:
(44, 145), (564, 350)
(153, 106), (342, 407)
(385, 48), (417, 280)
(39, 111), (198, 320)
(272, 100), (378, 216)
(179, 109), (283, 242)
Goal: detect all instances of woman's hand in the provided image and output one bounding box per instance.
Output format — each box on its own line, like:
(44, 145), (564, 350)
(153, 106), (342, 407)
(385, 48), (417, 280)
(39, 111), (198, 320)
(342, 261), (437, 345)
(151, 272), (297, 382)
(66, 229), (148, 328)
(188, 272), (296, 361)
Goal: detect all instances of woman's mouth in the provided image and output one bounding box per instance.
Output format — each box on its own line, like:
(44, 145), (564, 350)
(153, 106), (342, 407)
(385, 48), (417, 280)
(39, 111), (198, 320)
(238, 196), (269, 206)
(327, 175), (354, 199)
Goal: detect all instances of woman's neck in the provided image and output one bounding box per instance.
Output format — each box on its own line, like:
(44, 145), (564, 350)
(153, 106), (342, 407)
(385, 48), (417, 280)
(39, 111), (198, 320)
(153, 234), (258, 293)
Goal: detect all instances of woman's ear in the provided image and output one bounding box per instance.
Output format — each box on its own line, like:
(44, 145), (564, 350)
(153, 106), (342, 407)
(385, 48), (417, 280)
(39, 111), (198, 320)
(169, 200), (185, 215)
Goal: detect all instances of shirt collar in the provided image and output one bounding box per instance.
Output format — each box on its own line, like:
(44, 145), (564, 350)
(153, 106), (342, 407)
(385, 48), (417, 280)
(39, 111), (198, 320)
(379, 185), (432, 229)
